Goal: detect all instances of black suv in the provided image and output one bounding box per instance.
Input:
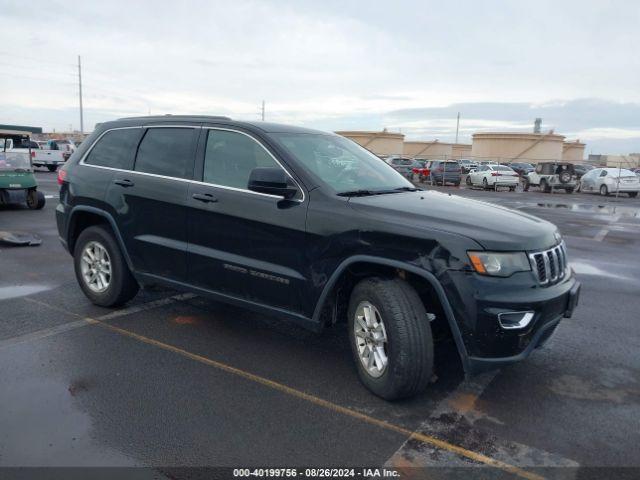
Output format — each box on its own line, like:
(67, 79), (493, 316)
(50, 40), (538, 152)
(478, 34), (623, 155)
(57, 116), (580, 400)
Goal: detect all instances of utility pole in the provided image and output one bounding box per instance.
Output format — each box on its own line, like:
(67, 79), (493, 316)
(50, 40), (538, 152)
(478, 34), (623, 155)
(78, 55), (84, 134)
(261, 100), (265, 121)
(455, 112), (460, 144)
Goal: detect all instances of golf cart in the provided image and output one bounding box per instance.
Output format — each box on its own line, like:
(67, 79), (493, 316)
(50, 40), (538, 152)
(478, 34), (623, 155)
(1, 128), (46, 209)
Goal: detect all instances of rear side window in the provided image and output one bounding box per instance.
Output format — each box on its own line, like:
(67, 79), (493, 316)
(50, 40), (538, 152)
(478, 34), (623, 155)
(85, 128), (142, 170)
(134, 128), (197, 179)
(203, 129), (281, 189)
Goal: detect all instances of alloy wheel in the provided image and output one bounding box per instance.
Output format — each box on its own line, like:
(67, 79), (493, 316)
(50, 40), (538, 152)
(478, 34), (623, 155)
(80, 241), (112, 293)
(354, 301), (389, 378)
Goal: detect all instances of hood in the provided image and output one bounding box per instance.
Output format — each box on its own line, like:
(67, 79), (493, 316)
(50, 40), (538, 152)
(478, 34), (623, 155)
(348, 190), (558, 251)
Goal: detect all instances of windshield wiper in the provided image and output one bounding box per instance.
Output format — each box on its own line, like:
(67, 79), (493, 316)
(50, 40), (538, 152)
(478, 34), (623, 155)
(337, 186), (421, 197)
(336, 189), (378, 197)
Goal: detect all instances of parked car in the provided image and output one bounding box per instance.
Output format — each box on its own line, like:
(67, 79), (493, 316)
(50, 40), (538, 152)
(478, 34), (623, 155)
(429, 160), (461, 186)
(508, 162), (534, 177)
(479, 160), (498, 166)
(386, 157), (415, 178)
(631, 168), (640, 177)
(458, 159), (478, 173)
(524, 162), (577, 193)
(57, 115), (580, 400)
(411, 159), (428, 181)
(573, 163), (594, 179)
(579, 168), (639, 197)
(466, 164), (519, 190)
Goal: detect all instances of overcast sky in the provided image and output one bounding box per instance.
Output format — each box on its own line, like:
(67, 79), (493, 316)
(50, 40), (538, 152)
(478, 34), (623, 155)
(1, 0), (639, 153)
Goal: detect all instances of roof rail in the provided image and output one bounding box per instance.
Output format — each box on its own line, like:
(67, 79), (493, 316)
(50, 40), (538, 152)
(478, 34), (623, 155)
(116, 114), (232, 121)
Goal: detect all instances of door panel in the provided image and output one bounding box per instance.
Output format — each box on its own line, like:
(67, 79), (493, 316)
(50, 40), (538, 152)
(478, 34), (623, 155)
(187, 184), (307, 313)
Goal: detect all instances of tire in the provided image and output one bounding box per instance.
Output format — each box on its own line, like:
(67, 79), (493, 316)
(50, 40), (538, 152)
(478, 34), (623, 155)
(600, 185), (609, 196)
(454, 182), (460, 187)
(73, 225), (139, 307)
(482, 178), (489, 190)
(26, 190), (45, 209)
(348, 277), (434, 400)
(47, 165), (58, 172)
(629, 192), (638, 198)
(466, 175), (472, 186)
(523, 180), (530, 191)
(540, 179), (551, 193)
(509, 186), (516, 192)
(565, 188), (574, 194)
(575, 183), (581, 193)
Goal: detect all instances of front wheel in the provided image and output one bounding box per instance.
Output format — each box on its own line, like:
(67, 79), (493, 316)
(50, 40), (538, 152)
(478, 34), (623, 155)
(565, 188), (574, 194)
(540, 179), (551, 193)
(74, 225), (139, 307)
(348, 277), (434, 400)
(482, 178), (489, 190)
(47, 165), (58, 172)
(629, 192), (638, 198)
(523, 180), (530, 191)
(466, 175), (472, 186)
(26, 190), (45, 209)
(600, 185), (609, 196)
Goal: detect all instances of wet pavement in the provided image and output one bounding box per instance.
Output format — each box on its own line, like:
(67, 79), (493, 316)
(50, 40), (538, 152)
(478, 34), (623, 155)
(0, 171), (639, 478)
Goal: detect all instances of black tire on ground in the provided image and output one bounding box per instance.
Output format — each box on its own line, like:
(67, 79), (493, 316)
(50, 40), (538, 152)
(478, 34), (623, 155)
(523, 180), (530, 191)
(575, 183), (581, 192)
(509, 186), (516, 192)
(629, 192), (638, 198)
(565, 188), (574, 194)
(600, 185), (609, 196)
(454, 182), (460, 187)
(466, 175), (472, 186)
(26, 189), (45, 209)
(540, 179), (551, 193)
(73, 225), (139, 307)
(348, 277), (434, 400)
(482, 178), (489, 190)
(47, 165), (58, 172)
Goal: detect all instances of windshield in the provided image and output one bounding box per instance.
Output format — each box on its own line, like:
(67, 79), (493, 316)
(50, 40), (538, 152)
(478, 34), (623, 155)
(273, 133), (414, 194)
(0, 151), (32, 172)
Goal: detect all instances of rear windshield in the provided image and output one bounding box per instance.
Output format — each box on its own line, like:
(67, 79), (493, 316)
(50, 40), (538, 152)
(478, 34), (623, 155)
(495, 166), (512, 171)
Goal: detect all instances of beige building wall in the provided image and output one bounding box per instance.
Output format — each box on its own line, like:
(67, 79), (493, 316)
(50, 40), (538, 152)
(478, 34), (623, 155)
(335, 130), (404, 157)
(562, 141), (586, 162)
(605, 154), (640, 168)
(403, 141), (453, 159)
(471, 132), (565, 163)
(451, 143), (472, 159)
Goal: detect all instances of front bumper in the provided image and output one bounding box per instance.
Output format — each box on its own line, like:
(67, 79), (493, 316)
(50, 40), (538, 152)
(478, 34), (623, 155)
(442, 269), (580, 374)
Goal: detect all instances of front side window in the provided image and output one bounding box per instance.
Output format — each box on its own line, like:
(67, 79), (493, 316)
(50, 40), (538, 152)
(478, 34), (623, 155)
(273, 133), (413, 194)
(134, 128), (196, 179)
(203, 129), (282, 189)
(85, 128), (142, 170)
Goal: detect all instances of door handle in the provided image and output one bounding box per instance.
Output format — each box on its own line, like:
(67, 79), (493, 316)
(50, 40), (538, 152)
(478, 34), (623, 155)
(192, 193), (218, 203)
(114, 179), (135, 187)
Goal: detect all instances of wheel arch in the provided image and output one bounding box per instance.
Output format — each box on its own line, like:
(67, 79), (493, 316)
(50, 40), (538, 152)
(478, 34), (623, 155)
(311, 255), (470, 371)
(67, 206), (134, 270)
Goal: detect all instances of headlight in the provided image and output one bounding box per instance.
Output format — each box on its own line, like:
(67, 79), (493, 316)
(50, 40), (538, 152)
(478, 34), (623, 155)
(467, 251), (531, 277)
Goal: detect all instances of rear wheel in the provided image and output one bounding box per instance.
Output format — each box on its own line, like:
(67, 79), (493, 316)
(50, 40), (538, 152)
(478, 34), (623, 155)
(540, 179), (551, 193)
(46, 165), (58, 172)
(600, 185), (609, 196)
(629, 192), (638, 198)
(26, 190), (45, 209)
(466, 175), (472, 186)
(348, 277), (433, 400)
(523, 179), (530, 191)
(74, 225), (139, 307)
(565, 187), (574, 194)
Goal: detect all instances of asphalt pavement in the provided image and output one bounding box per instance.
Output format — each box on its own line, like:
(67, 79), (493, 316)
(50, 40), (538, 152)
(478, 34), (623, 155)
(1, 171), (639, 479)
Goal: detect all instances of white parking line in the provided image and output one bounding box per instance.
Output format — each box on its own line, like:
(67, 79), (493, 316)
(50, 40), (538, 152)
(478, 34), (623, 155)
(0, 293), (196, 350)
(593, 228), (609, 242)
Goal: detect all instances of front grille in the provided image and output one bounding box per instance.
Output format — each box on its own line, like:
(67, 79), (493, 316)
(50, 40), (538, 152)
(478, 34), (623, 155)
(529, 242), (567, 286)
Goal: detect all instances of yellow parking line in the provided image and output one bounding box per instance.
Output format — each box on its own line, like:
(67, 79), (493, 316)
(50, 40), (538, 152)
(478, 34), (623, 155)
(25, 297), (544, 480)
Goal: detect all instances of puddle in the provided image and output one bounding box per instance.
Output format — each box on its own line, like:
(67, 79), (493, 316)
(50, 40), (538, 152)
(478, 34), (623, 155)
(532, 203), (640, 218)
(0, 284), (51, 300)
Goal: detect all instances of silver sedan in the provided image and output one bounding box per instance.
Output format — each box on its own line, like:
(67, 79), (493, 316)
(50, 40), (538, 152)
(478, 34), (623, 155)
(579, 168), (640, 197)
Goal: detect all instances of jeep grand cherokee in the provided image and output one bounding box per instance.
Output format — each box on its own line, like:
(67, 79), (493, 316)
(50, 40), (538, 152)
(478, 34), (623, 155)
(56, 116), (581, 400)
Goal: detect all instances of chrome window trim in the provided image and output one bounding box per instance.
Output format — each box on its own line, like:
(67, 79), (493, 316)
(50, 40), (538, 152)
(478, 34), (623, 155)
(78, 125), (305, 202)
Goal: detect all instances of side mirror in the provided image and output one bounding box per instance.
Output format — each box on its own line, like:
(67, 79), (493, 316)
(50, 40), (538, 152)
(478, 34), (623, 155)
(248, 167), (298, 199)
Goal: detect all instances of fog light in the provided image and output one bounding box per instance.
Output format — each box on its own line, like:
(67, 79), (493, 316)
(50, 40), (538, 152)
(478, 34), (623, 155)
(498, 311), (535, 330)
